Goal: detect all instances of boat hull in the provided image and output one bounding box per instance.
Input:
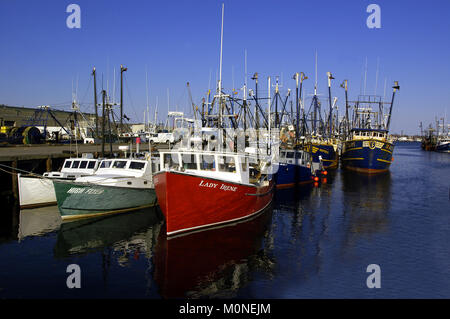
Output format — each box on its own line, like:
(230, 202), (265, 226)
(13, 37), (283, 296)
(18, 174), (57, 209)
(274, 163), (313, 188)
(153, 171), (274, 236)
(436, 141), (450, 153)
(53, 181), (157, 220)
(341, 139), (394, 173)
(305, 143), (339, 169)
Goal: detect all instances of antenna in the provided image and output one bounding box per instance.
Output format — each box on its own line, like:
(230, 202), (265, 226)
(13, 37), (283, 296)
(76, 73), (79, 103)
(374, 57), (379, 96)
(167, 88), (170, 111)
(363, 56), (368, 96)
(244, 49), (247, 101)
(106, 57), (109, 97)
(146, 65), (149, 130)
(218, 2), (224, 96)
(146, 66), (149, 111)
(155, 96), (158, 124)
(314, 50), (318, 93)
(232, 65), (235, 92)
(208, 68), (212, 93)
(113, 67), (116, 103)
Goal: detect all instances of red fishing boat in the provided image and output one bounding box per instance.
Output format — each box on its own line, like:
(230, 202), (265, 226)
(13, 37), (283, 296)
(153, 150), (274, 236)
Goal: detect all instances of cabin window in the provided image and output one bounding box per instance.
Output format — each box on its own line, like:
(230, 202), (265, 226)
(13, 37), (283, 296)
(129, 161), (146, 170)
(64, 161), (72, 168)
(218, 156), (236, 173)
(182, 153), (198, 170)
(112, 160), (127, 169)
(286, 152), (294, 159)
(100, 160), (112, 168)
(79, 161), (88, 169)
(87, 161), (96, 169)
(71, 161), (80, 168)
(200, 155), (215, 170)
(164, 153), (180, 170)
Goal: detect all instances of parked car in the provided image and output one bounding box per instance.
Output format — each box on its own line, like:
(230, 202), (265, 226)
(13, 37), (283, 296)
(147, 131), (175, 144)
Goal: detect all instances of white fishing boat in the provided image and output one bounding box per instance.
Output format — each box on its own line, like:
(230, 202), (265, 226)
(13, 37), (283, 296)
(18, 155), (101, 209)
(436, 135), (450, 153)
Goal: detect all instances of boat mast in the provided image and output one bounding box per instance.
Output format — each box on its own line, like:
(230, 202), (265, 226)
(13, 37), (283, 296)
(386, 81), (399, 131)
(92, 67), (98, 138)
(217, 3), (225, 151)
(120, 64), (127, 134)
(146, 66), (150, 132)
(294, 72), (299, 148)
(341, 79), (349, 138)
(101, 89), (106, 157)
(327, 72), (334, 139)
(267, 76), (271, 155)
(299, 72), (307, 137)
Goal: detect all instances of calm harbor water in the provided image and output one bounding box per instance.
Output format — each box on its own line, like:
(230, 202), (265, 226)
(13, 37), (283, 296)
(0, 142), (449, 299)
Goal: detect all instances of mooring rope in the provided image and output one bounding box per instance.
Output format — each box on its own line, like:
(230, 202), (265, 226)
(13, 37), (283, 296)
(0, 163), (44, 178)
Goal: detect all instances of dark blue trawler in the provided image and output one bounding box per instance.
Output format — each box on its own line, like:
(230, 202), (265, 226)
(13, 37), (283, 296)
(341, 128), (394, 173)
(275, 148), (315, 188)
(340, 81), (399, 173)
(305, 139), (339, 169)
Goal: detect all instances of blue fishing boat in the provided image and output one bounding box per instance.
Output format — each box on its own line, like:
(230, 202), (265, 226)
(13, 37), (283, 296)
(273, 72), (317, 188)
(340, 81), (399, 173)
(274, 149), (314, 188)
(341, 128), (394, 173)
(304, 138), (339, 169)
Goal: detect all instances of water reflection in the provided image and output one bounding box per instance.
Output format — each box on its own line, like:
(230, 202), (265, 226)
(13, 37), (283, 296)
(54, 207), (163, 259)
(341, 171), (392, 236)
(18, 206), (61, 240)
(153, 205), (275, 298)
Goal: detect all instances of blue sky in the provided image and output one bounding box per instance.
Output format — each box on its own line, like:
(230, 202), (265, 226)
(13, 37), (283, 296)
(1, 0), (449, 134)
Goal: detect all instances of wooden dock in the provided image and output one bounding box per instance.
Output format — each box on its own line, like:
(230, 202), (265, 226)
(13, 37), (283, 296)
(0, 142), (163, 162)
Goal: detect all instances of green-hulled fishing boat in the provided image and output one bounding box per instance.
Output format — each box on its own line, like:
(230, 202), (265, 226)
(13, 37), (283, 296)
(53, 157), (159, 221)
